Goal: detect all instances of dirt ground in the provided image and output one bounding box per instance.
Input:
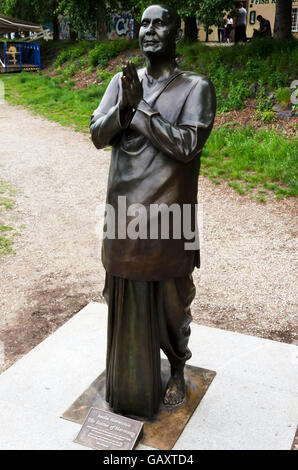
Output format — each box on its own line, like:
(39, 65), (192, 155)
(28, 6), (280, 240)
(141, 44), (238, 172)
(0, 102), (297, 374)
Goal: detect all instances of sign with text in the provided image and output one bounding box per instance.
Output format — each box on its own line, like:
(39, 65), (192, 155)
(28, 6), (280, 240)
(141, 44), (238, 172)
(74, 407), (143, 450)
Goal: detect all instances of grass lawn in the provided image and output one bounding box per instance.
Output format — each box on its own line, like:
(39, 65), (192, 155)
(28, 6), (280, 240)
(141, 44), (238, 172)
(0, 179), (20, 256)
(2, 72), (104, 133)
(202, 125), (298, 199)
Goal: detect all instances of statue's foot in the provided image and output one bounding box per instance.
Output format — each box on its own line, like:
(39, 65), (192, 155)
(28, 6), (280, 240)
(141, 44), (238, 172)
(163, 369), (185, 406)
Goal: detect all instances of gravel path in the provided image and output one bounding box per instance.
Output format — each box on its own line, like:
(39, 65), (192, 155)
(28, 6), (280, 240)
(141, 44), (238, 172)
(0, 102), (297, 372)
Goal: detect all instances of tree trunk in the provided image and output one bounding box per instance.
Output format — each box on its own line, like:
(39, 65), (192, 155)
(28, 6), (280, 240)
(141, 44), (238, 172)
(53, 14), (60, 41)
(205, 29), (209, 42)
(133, 20), (140, 40)
(70, 25), (78, 41)
(52, 0), (60, 41)
(274, 0), (293, 39)
(184, 16), (198, 43)
(97, 18), (107, 40)
(96, 1), (108, 40)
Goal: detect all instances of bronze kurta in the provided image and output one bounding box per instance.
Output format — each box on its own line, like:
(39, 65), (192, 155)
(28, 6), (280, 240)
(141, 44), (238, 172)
(90, 68), (216, 281)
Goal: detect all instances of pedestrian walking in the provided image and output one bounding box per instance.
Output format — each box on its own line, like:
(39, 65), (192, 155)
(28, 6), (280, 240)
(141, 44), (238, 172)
(234, 2), (247, 43)
(226, 15), (233, 43)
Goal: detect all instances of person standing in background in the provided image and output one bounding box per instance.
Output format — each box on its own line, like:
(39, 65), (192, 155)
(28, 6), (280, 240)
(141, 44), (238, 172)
(226, 15), (233, 43)
(217, 17), (226, 43)
(234, 2), (247, 43)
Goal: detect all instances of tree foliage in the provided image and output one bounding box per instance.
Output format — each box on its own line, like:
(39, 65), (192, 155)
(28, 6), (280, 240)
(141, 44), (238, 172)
(0, 0), (60, 38)
(197, 0), (235, 32)
(3, 0), (292, 44)
(134, 0), (198, 21)
(0, 0), (58, 23)
(57, 0), (103, 36)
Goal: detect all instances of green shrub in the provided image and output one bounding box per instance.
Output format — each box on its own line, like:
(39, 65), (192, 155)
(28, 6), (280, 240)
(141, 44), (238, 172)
(61, 57), (88, 79)
(226, 80), (252, 110)
(256, 86), (272, 111)
(254, 109), (277, 122)
(275, 87), (292, 108)
(177, 37), (298, 112)
(42, 37), (298, 113)
(54, 40), (93, 67)
(97, 70), (113, 82)
(89, 39), (138, 68)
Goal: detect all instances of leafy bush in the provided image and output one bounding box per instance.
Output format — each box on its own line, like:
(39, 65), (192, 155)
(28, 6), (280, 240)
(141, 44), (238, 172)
(62, 57), (88, 79)
(256, 86), (272, 112)
(44, 37), (298, 113)
(226, 80), (252, 111)
(89, 39), (138, 68)
(177, 37), (298, 112)
(254, 109), (277, 122)
(54, 41), (93, 67)
(275, 87), (292, 108)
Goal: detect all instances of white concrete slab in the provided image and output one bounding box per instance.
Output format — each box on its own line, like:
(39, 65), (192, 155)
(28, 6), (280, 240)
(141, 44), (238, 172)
(0, 399), (84, 450)
(0, 302), (107, 416)
(0, 301), (297, 450)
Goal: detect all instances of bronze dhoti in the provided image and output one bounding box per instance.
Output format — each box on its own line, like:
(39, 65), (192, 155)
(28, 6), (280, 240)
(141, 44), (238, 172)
(103, 274), (195, 418)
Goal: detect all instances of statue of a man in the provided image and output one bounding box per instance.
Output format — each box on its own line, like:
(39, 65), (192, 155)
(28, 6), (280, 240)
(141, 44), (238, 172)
(90, 4), (216, 419)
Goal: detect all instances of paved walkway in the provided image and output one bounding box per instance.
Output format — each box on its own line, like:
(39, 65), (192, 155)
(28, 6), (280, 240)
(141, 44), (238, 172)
(0, 302), (297, 450)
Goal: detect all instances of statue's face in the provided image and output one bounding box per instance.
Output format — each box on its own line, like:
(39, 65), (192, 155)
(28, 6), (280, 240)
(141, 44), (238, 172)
(139, 5), (179, 56)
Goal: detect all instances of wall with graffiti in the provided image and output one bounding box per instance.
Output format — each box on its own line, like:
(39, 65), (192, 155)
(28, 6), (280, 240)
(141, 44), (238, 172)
(107, 12), (134, 40)
(58, 16), (70, 40)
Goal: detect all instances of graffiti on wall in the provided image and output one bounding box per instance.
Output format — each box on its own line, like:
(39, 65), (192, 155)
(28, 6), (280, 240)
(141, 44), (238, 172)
(59, 16), (70, 40)
(107, 12), (134, 40)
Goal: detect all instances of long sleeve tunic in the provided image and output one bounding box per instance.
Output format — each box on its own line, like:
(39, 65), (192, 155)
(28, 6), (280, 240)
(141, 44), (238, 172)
(90, 68), (216, 281)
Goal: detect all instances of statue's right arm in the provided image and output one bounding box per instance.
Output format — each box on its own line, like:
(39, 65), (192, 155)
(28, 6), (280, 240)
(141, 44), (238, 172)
(90, 73), (134, 149)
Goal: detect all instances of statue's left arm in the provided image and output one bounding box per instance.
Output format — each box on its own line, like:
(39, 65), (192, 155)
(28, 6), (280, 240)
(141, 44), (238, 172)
(131, 77), (216, 163)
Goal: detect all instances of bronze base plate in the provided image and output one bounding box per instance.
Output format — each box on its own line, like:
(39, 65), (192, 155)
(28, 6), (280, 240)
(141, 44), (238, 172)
(62, 359), (216, 450)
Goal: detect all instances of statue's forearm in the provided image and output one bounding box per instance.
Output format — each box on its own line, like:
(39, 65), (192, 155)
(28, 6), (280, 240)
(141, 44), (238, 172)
(130, 100), (210, 163)
(90, 103), (132, 149)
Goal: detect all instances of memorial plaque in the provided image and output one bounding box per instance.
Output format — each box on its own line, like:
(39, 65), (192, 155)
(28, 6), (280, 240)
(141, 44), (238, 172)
(74, 407), (143, 450)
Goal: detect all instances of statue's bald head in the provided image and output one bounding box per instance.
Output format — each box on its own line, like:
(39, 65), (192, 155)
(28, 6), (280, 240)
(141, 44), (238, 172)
(139, 4), (182, 57)
(143, 4), (181, 31)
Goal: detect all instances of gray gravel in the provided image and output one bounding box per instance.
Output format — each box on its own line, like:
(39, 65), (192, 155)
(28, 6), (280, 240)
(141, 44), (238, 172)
(0, 102), (297, 372)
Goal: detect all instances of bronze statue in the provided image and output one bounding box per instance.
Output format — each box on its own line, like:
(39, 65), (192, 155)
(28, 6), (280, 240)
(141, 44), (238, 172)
(90, 4), (216, 419)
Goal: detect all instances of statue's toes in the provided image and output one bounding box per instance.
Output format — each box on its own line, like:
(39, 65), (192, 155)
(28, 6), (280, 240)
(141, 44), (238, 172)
(163, 389), (175, 405)
(163, 389), (184, 406)
(163, 391), (172, 405)
(171, 393), (184, 406)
